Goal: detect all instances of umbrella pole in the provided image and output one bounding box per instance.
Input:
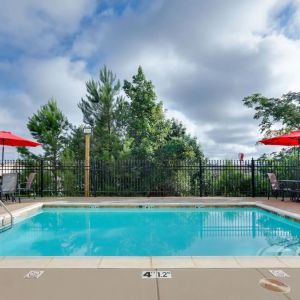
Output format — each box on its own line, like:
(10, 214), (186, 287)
(297, 146), (300, 179)
(1, 139), (3, 177)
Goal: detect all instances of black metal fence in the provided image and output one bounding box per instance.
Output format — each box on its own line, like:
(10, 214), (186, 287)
(1, 159), (300, 197)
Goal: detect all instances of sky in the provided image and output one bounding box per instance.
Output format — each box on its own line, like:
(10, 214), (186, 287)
(1, 0), (300, 159)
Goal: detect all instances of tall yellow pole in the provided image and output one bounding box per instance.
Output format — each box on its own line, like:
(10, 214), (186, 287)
(84, 130), (91, 197)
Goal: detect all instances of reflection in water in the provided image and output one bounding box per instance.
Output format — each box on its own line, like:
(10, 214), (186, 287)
(0, 208), (300, 256)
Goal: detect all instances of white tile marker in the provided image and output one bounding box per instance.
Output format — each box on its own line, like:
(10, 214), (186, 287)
(269, 269), (290, 278)
(24, 270), (45, 279)
(142, 271), (172, 279)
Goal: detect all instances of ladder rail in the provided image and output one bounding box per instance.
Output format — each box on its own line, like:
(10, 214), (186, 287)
(0, 200), (13, 228)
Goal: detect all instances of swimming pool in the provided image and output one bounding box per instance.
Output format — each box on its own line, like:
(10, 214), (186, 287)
(0, 207), (300, 256)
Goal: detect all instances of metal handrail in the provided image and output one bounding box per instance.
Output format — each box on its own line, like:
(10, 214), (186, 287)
(0, 200), (13, 228)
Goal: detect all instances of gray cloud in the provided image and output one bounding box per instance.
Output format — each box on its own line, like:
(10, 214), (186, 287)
(1, 0), (300, 159)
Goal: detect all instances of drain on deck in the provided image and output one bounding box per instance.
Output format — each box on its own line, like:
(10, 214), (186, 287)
(259, 278), (290, 293)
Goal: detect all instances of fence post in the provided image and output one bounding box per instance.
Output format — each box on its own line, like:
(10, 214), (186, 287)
(251, 158), (256, 197)
(199, 159), (203, 197)
(92, 161), (97, 197)
(40, 159), (44, 197)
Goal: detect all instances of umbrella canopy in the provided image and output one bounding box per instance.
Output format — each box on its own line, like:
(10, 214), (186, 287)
(259, 130), (300, 146)
(0, 131), (41, 147)
(259, 130), (300, 170)
(0, 131), (41, 175)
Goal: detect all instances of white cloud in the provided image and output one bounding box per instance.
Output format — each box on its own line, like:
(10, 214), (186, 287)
(261, 35), (300, 95)
(77, 0), (300, 159)
(21, 57), (90, 125)
(0, 0), (97, 53)
(2, 0), (300, 159)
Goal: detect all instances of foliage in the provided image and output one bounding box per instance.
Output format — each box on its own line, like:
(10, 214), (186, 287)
(17, 147), (39, 160)
(243, 92), (300, 136)
(26, 98), (70, 162)
(155, 119), (203, 162)
(78, 66), (125, 160)
(204, 161), (252, 196)
(123, 66), (169, 159)
(63, 126), (85, 161)
(18, 65), (208, 196)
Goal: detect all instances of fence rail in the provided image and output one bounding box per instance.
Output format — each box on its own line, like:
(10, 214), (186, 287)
(1, 159), (299, 197)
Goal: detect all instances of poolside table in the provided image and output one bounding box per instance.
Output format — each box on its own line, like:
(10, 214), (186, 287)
(278, 180), (300, 201)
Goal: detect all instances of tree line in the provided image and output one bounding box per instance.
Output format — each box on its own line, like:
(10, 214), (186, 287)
(20, 64), (300, 165)
(19, 66), (204, 164)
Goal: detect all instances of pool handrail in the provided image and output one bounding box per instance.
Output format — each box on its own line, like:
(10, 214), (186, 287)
(0, 200), (13, 229)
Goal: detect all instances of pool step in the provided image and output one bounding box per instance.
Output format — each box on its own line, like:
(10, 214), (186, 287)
(0, 215), (13, 233)
(0, 200), (13, 232)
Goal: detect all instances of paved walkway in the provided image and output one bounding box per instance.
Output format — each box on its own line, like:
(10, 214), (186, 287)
(0, 268), (298, 300)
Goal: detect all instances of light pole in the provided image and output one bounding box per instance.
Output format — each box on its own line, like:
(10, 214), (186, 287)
(84, 126), (91, 197)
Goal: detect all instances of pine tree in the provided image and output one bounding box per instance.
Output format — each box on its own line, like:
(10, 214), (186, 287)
(78, 66), (125, 160)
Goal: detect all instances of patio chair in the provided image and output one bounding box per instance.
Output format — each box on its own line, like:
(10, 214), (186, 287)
(18, 172), (36, 200)
(267, 173), (290, 201)
(0, 173), (18, 202)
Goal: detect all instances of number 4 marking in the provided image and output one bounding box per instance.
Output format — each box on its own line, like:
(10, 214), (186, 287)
(142, 271), (156, 279)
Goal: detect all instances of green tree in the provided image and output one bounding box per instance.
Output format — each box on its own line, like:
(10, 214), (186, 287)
(63, 126), (85, 161)
(165, 119), (187, 140)
(24, 99), (70, 195)
(123, 66), (168, 159)
(78, 66), (125, 160)
(17, 147), (39, 160)
(243, 92), (300, 136)
(158, 119), (203, 161)
(26, 98), (70, 162)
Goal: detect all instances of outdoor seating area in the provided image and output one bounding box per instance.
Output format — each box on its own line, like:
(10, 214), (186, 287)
(0, 172), (36, 203)
(267, 172), (300, 202)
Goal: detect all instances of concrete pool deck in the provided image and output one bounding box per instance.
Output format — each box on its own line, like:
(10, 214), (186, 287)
(0, 268), (299, 300)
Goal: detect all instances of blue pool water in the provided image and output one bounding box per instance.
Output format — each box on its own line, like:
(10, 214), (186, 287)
(1, 207), (300, 256)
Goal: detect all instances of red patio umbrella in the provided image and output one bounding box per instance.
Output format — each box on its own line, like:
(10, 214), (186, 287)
(0, 131), (41, 174)
(259, 130), (300, 162)
(260, 130), (300, 146)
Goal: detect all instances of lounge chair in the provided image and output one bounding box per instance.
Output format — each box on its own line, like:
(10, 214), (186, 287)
(18, 172), (36, 200)
(0, 173), (18, 202)
(267, 173), (290, 201)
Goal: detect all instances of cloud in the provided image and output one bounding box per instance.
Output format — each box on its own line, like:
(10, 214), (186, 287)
(2, 0), (300, 159)
(71, 0), (300, 158)
(20, 57), (90, 125)
(0, 0), (97, 54)
(0, 56), (89, 133)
